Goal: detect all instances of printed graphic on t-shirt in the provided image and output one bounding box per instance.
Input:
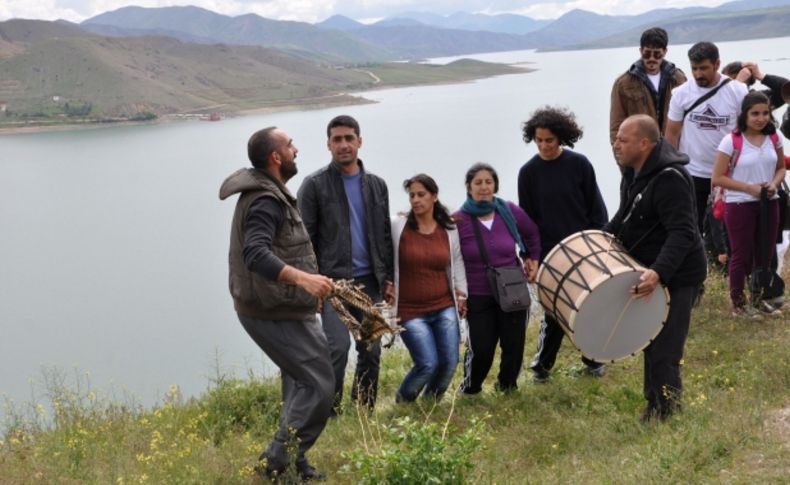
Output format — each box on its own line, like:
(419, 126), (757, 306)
(688, 104), (731, 130)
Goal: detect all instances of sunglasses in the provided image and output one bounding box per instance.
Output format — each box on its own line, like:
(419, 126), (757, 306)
(641, 49), (665, 60)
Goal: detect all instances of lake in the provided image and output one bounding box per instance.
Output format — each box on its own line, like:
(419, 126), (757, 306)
(2, 36), (789, 414)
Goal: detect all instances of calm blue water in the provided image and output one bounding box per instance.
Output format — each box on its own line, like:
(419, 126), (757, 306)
(1, 36), (788, 414)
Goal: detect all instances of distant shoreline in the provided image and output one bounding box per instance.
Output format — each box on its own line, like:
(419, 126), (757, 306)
(0, 94), (374, 135)
(0, 64), (530, 135)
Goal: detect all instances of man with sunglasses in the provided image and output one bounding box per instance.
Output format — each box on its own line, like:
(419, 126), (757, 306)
(610, 27), (687, 151)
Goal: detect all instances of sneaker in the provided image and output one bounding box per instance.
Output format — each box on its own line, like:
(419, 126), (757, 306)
(731, 305), (763, 320)
(767, 296), (784, 309)
(756, 300), (782, 317)
(532, 369), (550, 384)
(639, 406), (656, 423)
(639, 406), (671, 423)
(584, 364), (607, 378)
(297, 462), (326, 482)
(494, 382), (517, 394)
(254, 463), (286, 483)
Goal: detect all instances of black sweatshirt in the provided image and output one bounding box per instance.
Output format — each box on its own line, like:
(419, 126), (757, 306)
(518, 149), (609, 260)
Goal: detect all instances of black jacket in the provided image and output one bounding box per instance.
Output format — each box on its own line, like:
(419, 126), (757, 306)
(297, 160), (394, 291)
(605, 140), (707, 289)
(757, 74), (789, 110)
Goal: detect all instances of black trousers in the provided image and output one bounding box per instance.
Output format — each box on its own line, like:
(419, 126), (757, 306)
(643, 284), (699, 416)
(530, 313), (601, 373)
(692, 176), (710, 235)
(320, 274), (381, 411)
(461, 295), (527, 393)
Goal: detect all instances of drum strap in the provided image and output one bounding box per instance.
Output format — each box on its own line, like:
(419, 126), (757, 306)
(619, 167), (689, 252)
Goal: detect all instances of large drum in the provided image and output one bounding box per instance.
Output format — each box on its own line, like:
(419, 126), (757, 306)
(536, 230), (669, 363)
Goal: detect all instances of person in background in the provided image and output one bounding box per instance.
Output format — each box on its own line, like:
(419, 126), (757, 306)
(607, 115), (707, 422)
(711, 92), (786, 318)
(518, 106), (609, 383)
(721, 61), (789, 110)
(610, 27), (686, 151)
(665, 41), (749, 234)
(297, 115), (394, 413)
(454, 163), (541, 395)
(391, 174), (467, 403)
(219, 127), (334, 481)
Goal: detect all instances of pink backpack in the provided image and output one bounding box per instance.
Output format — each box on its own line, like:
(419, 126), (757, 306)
(711, 130), (780, 221)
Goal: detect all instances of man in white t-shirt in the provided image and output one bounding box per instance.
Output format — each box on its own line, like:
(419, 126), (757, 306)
(665, 41), (749, 233)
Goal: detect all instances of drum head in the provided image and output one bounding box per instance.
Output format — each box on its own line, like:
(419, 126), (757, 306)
(571, 270), (668, 363)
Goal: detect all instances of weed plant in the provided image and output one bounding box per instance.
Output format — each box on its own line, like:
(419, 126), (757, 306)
(1, 269), (789, 483)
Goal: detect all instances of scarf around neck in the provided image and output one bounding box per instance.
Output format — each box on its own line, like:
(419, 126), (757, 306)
(461, 196), (526, 255)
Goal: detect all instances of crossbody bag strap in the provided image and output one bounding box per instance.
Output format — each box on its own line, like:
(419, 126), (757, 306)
(620, 167), (689, 252)
(683, 78), (731, 119)
(469, 216), (492, 268)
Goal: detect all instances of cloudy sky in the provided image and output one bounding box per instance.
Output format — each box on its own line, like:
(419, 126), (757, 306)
(0, 0), (731, 24)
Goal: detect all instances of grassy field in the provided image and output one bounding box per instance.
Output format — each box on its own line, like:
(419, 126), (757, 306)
(2, 262), (789, 483)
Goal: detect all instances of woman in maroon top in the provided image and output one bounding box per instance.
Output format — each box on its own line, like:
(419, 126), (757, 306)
(453, 163), (541, 394)
(391, 174), (468, 402)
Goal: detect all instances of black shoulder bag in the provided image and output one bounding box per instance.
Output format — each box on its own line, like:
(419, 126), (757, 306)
(683, 78), (731, 119)
(470, 217), (531, 313)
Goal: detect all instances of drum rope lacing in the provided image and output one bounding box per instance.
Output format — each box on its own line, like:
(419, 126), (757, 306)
(539, 232), (639, 332)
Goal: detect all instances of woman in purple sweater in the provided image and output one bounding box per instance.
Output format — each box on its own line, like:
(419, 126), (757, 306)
(454, 163), (541, 394)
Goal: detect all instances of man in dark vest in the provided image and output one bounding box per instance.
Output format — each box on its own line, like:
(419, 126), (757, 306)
(219, 126), (335, 481)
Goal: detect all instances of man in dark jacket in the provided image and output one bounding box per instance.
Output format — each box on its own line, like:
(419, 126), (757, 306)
(219, 127), (335, 480)
(607, 115), (707, 422)
(297, 115), (394, 412)
(610, 27), (686, 149)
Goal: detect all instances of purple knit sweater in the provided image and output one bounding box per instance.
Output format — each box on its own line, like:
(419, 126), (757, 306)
(453, 201), (541, 296)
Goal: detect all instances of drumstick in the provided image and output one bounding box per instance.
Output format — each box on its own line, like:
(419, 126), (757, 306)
(602, 295), (636, 352)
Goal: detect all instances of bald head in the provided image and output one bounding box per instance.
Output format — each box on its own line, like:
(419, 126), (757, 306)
(626, 114), (660, 143)
(614, 115), (660, 171)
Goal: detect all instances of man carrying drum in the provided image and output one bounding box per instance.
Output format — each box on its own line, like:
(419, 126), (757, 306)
(607, 115), (707, 422)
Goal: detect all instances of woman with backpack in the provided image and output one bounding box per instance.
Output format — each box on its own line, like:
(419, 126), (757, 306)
(711, 91), (786, 318)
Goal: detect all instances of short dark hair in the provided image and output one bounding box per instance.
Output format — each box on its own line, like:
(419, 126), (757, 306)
(522, 106), (583, 148)
(327, 115), (360, 138)
(464, 162), (499, 193)
(247, 126), (280, 169)
(640, 27), (668, 49)
(402, 174), (455, 230)
(736, 91), (776, 135)
(688, 41), (719, 64)
(722, 61), (742, 77)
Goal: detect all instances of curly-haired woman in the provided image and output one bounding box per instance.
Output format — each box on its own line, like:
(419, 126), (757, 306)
(517, 106), (609, 383)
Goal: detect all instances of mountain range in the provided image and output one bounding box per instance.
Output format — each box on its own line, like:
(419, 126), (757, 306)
(73, 1), (790, 62)
(1, 0), (789, 126)
(0, 18), (521, 125)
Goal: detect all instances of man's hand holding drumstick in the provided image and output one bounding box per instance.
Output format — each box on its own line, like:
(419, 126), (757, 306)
(632, 268), (659, 301)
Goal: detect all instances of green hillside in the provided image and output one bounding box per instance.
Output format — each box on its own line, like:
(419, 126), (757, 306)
(0, 20), (523, 129)
(1, 267), (789, 482)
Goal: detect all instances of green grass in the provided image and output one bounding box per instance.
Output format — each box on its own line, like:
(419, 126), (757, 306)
(2, 268), (789, 484)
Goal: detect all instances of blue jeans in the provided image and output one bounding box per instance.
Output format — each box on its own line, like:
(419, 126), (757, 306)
(397, 306), (460, 402)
